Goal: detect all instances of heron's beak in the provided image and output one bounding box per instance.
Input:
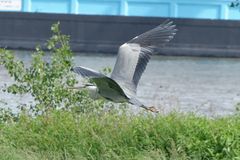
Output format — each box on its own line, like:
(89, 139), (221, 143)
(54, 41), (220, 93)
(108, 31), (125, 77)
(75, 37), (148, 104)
(68, 83), (95, 90)
(68, 86), (85, 89)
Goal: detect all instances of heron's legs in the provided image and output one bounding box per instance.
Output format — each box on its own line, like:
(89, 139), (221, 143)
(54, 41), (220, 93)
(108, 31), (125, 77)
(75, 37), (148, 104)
(129, 98), (159, 113)
(146, 106), (159, 113)
(141, 105), (159, 113)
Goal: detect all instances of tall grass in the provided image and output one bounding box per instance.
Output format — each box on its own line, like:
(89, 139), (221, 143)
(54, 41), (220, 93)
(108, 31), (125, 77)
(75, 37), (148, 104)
(0, 110), (239, 160)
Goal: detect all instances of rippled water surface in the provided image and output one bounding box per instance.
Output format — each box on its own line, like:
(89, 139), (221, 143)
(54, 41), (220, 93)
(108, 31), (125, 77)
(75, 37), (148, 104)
(1, 51), (240, 116)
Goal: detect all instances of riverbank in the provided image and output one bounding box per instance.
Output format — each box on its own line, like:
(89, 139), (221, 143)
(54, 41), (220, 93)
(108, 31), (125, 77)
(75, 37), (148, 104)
(0, 110), (239, 160)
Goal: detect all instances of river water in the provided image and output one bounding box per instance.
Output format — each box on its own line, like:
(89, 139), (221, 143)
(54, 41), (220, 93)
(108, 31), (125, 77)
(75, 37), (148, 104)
(1, 51), (240, 116)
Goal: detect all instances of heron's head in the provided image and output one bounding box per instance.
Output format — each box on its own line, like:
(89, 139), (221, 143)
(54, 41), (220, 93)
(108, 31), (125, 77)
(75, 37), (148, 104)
(84, 84), (100, 100)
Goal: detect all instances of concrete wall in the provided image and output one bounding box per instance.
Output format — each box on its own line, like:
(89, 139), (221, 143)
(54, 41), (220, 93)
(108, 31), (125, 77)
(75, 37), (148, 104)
(0, 0), (239, 20)
(0, 12), (240, 57)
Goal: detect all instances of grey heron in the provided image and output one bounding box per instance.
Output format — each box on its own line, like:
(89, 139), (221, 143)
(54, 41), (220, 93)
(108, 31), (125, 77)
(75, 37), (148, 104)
(71, 20), (177, 113)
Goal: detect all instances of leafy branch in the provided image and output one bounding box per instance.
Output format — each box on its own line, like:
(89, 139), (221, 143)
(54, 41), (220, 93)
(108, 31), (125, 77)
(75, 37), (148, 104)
(0, 22), (104, 115)
(230, 0), (240, 8)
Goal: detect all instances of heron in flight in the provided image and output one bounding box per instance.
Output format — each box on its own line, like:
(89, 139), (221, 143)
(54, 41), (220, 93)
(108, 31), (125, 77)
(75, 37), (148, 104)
(71, 20), (176, 113)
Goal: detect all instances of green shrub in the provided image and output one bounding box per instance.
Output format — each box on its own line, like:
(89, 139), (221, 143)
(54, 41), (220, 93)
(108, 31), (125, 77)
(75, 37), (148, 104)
(0, 22), (104, 116)
(230, 0), (240, 8)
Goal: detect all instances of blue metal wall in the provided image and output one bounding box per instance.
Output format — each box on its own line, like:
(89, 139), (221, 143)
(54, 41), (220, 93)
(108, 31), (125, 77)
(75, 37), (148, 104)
(1, 0), (240, 20)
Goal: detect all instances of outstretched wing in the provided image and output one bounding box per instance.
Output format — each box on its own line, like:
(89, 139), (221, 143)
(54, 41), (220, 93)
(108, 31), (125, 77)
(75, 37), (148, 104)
(127, 20), (176, 46)
(71, 66), (106, 78)
(111, 20), (176, 96)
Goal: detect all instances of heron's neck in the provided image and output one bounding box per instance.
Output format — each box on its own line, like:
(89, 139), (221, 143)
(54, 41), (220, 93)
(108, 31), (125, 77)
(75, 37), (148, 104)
(86, 85), (100, 99)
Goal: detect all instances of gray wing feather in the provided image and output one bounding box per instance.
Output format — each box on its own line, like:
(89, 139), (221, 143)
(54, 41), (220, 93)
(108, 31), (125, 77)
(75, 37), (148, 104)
(128, 20), (176, 47)
(71, 66), (105, 78)
(111, 20), (176, 96)
(132, 47), (153, 86)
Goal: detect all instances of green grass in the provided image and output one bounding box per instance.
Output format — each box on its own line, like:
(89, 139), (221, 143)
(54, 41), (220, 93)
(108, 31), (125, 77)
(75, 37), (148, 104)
(0, 110), (240, 160)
